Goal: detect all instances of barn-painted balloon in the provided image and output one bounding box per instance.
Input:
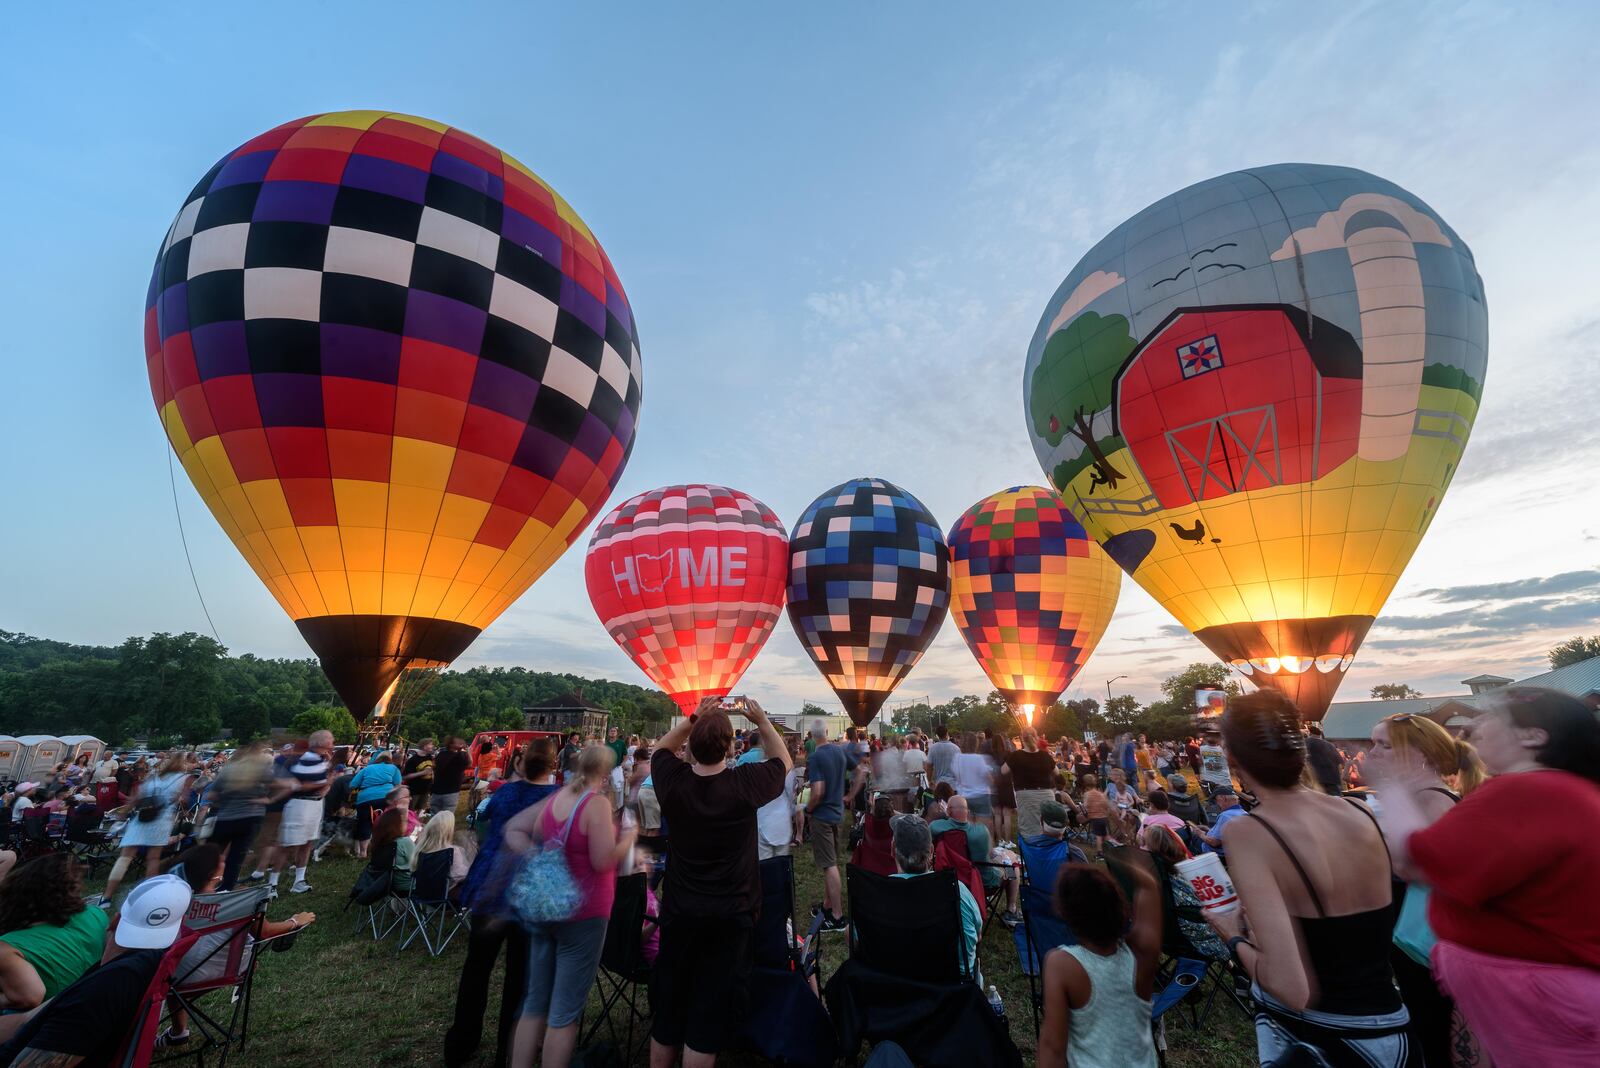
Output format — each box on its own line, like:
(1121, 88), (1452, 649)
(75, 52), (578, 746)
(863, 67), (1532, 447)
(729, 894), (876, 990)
(1023, 164), (1486, 716)
(786, 478), (950, 727)
(144, 111), (641, 719)
(947, 487), (1120, 720)
(586, 485), (788, 715)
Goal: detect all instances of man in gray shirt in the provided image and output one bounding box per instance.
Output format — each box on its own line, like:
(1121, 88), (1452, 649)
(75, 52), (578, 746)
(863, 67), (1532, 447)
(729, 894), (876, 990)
(926, 723), (961, 787)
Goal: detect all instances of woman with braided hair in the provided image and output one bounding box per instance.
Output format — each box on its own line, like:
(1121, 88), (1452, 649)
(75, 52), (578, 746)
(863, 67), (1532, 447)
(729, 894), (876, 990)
(1203, 691), (1416, 1067)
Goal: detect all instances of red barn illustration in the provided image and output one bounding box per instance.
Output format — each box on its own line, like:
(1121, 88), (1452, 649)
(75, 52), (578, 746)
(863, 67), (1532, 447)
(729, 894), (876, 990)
(1114, 305), (1364, 510)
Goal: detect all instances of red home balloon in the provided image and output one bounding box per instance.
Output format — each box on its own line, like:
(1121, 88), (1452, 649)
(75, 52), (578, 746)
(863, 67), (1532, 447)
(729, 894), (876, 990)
(585, 485), (788, 714)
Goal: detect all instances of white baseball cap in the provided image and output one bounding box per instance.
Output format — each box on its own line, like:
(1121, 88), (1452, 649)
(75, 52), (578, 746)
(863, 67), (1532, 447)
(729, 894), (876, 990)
(115, 874), (192, 949)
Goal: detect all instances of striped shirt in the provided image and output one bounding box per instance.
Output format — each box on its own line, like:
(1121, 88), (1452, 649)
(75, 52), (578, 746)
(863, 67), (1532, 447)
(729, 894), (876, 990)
(290, 751), (331, 798)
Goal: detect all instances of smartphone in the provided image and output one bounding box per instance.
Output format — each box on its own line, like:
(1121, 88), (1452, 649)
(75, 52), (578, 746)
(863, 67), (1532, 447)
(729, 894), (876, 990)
(719, 695), (748, 711)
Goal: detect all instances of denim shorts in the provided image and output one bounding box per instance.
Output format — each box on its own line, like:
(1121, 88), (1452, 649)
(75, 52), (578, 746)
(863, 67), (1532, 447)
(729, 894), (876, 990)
(522, 916), (609, 1027)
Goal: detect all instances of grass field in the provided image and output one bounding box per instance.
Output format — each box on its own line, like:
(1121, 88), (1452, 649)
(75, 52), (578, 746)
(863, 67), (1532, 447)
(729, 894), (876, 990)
(221, 838), (1256, 1067)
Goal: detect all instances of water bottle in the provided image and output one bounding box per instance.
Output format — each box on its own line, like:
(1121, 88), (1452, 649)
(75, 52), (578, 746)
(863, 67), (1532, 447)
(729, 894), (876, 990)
(986, 984), (1004, 1018)
(620, 807), (637, 872)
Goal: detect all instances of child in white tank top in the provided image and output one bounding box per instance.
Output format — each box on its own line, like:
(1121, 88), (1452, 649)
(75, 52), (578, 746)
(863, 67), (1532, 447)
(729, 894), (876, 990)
(1036, 858), (1162, 1067)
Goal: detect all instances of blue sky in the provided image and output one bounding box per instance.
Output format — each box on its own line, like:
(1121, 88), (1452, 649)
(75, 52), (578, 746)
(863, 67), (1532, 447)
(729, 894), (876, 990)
(3, 2), (1598, 710)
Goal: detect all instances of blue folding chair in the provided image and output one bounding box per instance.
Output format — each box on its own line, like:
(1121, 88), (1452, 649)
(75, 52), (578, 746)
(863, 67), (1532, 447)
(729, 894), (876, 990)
(1014, 835), (1087, 1034)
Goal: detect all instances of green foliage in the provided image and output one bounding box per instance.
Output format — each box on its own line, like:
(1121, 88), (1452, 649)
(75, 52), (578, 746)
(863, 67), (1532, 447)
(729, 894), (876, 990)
(290, 704), (360, 744)
(1548, 635), (1600, 670)
(1370, 682), (1424, 700)
(1097, 693), (1143, 732)
(0, 630), (679, 746)
(1038, 698), (1095, 740)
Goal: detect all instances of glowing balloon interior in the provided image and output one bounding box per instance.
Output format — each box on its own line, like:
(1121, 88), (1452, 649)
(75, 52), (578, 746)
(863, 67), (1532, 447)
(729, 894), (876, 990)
(144, 111), (642, 718)
(786, 478), (950, 727)
(1024, 164), (1485, 716)
(585, 485), (788, 714)
(948, 486), (1120, 713)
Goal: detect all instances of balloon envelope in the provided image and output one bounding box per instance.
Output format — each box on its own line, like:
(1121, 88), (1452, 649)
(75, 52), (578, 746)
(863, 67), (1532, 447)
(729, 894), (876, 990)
(585, 485), (788, 714)
(144, 111), (642, 719)
(1024, 164), (1485, 716)
(948, 486), (1120, 712)
(786, 478), (950, 726)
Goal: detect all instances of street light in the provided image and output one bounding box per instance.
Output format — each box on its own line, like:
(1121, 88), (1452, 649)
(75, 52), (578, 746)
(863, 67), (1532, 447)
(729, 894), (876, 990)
(1106, 675), (1128, 708)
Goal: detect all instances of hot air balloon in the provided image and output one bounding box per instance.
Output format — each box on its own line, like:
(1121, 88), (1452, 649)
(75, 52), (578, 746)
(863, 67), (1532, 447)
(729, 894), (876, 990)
(585, 485), (788, 714)
(1024, 164), (1486, 717)
(143, 112), (642, 719)
(947, 487), (1120, 724)
(786, 478), (950, 727)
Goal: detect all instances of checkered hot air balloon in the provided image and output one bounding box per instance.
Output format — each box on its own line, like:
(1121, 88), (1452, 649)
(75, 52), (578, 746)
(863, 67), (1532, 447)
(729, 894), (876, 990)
(585, 486), (788, 715)
(786, 478), (950, 727)
(947, 487), (1120, 719)
(143, 112), (642, 720)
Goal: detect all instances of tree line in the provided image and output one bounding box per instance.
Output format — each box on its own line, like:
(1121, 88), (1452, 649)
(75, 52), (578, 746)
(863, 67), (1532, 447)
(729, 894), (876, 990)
(0, 630), (678, 746)
(887, 662), (1242, 742)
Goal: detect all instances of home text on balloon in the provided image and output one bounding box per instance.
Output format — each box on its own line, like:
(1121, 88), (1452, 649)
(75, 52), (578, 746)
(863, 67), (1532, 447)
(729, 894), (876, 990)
(611, 546), (748, 596)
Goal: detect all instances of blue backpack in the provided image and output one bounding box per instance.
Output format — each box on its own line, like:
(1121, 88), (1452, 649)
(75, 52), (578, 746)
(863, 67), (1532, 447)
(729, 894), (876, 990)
(509, 791), (594, 924)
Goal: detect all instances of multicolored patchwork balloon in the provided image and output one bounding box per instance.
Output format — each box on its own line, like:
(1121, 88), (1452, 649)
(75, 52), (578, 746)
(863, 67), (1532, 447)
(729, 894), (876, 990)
(948, 487), (1121, 718)
(1024, 164), (1486, 716)
(585, 485), (788, 714)
(786, 478), (950, 726)
(143, 111), (642, 719)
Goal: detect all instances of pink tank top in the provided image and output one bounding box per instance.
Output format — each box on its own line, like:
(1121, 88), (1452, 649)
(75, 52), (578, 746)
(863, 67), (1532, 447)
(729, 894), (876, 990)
(541, 790), (614, 921)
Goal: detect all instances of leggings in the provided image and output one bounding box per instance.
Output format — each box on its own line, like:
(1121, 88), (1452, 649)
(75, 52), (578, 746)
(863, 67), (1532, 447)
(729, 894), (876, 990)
(210, 816), (262, 891)
(444, 912), (530, 1068)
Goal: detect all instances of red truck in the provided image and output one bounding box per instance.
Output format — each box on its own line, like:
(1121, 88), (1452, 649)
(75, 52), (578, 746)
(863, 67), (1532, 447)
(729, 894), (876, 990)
(467, 730), (564, 781)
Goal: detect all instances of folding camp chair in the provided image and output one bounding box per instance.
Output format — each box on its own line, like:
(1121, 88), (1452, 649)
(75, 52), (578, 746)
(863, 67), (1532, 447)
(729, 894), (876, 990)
(826, 865), (1022, 1067)
(577, 871), (654, 1061)
(112, 929), (203, 1068)
(17, 807), (60, 860)
(153, 886), (274, 1067)
(397, 849), (469, 955)
(847, 864), (967, 981)
(931, 829), (990, 924)
(737, 855), (834, 1066)
(66, 803), (116, 874)
(932, 826), (1010, 937)
(1013, 835), (1088, 1034)
(347, 866), (409, 940)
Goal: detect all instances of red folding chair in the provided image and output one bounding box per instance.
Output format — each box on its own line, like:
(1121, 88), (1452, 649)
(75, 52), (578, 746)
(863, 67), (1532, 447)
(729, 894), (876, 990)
(112, 929), (203, 1068)
(154, 886), (275, 1066)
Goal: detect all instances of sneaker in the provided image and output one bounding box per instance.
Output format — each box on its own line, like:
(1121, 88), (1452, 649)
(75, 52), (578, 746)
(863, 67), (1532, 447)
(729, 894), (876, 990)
(820, 914), (850, 933)
(290, 881), (314, 894)
(266, 887), (279, 901)
(153, 1029), (190, 1051)
(246, 870), (266, 882)
(1001, 910), (1023, 929)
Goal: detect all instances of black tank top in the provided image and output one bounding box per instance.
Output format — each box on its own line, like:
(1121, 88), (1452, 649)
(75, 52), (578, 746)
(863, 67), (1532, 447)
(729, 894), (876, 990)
(1250, 799), (1402, 1016)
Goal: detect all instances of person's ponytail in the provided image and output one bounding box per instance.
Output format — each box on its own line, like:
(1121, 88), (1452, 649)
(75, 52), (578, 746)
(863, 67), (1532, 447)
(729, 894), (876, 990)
(1454, 739), (1487, 796)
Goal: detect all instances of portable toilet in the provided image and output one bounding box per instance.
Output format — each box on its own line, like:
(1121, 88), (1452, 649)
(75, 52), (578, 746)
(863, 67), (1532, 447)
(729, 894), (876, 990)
(57, 736), (106, 767)
(0, 737), (21, 782)
(14, 736), (68, 780)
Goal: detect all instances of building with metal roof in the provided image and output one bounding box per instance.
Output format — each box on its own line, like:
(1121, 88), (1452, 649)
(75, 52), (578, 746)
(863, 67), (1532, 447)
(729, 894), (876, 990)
(1505, 656), (1600, 700)
(1321, 696), (1480, 742)
(1319, 654), (1600, 741)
